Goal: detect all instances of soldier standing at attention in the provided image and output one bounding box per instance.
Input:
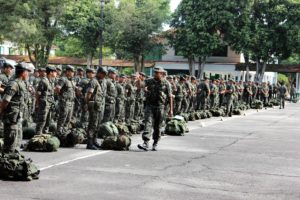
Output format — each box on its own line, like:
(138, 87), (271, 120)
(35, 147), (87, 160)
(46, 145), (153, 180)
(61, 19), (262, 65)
(125, 74), (137, 124)
(35, 66), (57, 135)
(115, 74), (126, 122)
(225, 79), (236, 117)
(55, 65), (76, 135)
(138, 67), (173, 151)
(103, 68), (117, 123)
(196, 77), (210, 110)
(86, 67), (107, 150)
(174, 76), (184, 115)
(0, 62), (14, 95)
(261, 82), (269, 107)
(210, 79), (218, 109)
(278, 82), (287, 109)
(0, 63), (31, 153)
(218, 79), (226, 107)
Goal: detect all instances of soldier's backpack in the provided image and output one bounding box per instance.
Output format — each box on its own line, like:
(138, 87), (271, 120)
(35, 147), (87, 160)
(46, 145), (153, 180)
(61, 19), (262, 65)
(0, 152), (40, 181)
(115, 122), (130, 136)
(233, 109), (242, 115)
(127, 120), (140, 135)
(24, 134), (60, 152)
(194, 112), (201, 120)
(101, 135), (131, 151)
(165, 118), (188, 136)
(189, 112), (196, 121)
(251, 100), (263, 109)
(59, 128), (86, 147)
(23, 127), (36, 140)
(98, 122), (119, 139)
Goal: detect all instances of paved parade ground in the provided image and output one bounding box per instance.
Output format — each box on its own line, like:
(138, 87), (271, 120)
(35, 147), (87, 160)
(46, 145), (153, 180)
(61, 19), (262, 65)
(1, 103), (300, 200)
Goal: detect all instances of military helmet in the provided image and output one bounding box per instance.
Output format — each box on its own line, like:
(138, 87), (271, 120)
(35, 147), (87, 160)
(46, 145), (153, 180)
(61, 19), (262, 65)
(86, 68), (95, 74)
(15, 63), (32, 72)
(153, 66), (165, 73)
(65, 65), (75, 72)
(97, 67), (108, 74)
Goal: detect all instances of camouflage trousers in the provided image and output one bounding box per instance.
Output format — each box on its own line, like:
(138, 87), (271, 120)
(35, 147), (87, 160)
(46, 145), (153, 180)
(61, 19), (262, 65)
(125, 100), (135, 124)
(226, 97), (234, 116)
(279, 95), (285, 108)
(3, 122), (22, 153)
(87, 102), (105, 140)
(197, 95), (208, 110)
(181, 97), (189, 113)
(210, 95), (218, 109)
(57, 101), (74, 134)
(134, 100), (144, 121)
(35, 103), (52, 135)
(142, 105), (164, 143)
(103, 103), (116, 123)
(174, 97), (182, 115)
(115, 99), (125, 122)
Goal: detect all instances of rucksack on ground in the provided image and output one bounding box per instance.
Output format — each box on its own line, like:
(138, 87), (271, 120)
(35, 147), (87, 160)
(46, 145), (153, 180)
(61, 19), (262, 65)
(165, 118), (188, 136)
(101, 135), (131, 151)
(127, 120), (140, 135)
(0, 152), (40, 181)
(98, 122), (119, 139)
(58, 128), (86, 147)
(24, 134), (60, 152)
(115, 122), (130, 136)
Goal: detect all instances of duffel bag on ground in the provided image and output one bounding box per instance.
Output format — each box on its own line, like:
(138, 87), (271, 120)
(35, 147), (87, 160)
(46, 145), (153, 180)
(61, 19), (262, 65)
(98, 122), (119, 139)
(165, 119), (188, 136)
(101, 135), (131, 151)
(58, 128), (86, 147)
(127, 120), (140, 135)
(0, 152), (40, 181)
(24, 134), (60, 152)
(115, 122), (130, 136)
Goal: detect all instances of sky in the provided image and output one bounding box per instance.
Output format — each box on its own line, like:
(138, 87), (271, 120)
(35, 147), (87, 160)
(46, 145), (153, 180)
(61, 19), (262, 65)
(170, 0), (181, 12)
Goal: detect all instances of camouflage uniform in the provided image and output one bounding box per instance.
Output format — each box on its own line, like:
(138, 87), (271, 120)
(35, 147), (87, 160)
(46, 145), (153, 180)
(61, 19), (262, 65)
(225, 81), (236, 117)
(1, 64), (31, 153)
(196, 80), (210, 110)
(86, 77), (106, 147)
(103, 78), (117, 123)
(56, 76), (76, 134)
(278, 84), (287, 109)
(115, 80), (126, 122)
(142, 77), (172, 145)
(210, 83), (218, 108)
(125, 82), (136, 124)
(35, 75), (55, 135)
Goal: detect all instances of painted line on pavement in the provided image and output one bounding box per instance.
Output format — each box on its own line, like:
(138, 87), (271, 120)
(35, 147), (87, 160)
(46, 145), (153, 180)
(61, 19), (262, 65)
(40, 151), (111, 171)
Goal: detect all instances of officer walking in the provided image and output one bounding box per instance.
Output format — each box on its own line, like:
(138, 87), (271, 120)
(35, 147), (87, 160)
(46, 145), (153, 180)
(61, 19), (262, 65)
(138, 67), (173, 151)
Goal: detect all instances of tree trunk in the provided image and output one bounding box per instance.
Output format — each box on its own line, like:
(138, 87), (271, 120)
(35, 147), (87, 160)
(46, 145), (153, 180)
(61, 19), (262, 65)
(244, 54), (250, 82)
(258, 61), (267, 83)
(134, 54), (143, 72)
(255, 58), (261, 82)
(188, 56), (195, 76)
(141, 54), (145, 73)
(87, 54), (93, 67)
(197, 56), (206, 80)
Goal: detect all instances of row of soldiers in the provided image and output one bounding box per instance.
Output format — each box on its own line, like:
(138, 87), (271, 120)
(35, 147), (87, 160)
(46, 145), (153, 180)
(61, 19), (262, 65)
(0, 62), (288, 152)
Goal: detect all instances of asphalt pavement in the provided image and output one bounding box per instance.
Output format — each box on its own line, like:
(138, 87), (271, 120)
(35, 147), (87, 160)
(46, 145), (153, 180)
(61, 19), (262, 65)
(1, 103), (300, 200)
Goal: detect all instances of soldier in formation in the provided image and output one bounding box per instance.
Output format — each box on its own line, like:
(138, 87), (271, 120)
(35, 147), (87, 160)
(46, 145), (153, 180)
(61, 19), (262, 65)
(0, 62), (287, 153)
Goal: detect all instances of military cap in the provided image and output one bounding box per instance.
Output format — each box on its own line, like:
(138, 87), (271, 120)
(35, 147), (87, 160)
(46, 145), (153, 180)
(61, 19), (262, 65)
(179, 76), (186, 81)
(86, 68), (95, 73)
(15, 63), (32, 72)
(166, 76), (173, 79)
(108, 68), (117, 74)
(3, 62), (15, 69)
(97, 67), (108, 74)
(77, 67), (84, 72)
(56, 65), (62, 71)
(39, 68), (46, 72)
(139, 72), (146, 77)
(153, 66), (165, 73)
(46, 66), (57, 72)
(191, 76), (196, 80)
(119, 74), (126, 78)
(65, 65), (75, 72)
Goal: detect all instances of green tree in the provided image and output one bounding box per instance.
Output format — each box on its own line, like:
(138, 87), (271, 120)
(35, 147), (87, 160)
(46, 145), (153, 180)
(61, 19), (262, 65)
(169, 0), (239, 78)
(0, 0), (72, 68)
(106, 0), (170, 72)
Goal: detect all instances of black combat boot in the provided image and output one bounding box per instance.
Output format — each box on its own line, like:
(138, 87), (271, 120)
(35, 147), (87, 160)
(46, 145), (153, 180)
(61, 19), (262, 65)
(86, 139), (99, 150)
(93, 137), (101, 149)
(152, 142), (158, 151)
(138, 141), (149, 151)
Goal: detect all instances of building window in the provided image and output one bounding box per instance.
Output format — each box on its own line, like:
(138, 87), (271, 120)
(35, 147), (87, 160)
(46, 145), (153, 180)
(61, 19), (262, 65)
(8, 47), (14, 55)
(0, 46), (4, 54)
(212, 46), (228, 57)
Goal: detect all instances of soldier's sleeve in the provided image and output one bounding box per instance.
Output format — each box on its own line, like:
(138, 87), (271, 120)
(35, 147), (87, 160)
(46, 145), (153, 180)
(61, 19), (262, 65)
(2, 81), (18, 103)
(86, 79), (96, 94)
(56, 77), (65, 89)
(36, 79), (46, 95)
